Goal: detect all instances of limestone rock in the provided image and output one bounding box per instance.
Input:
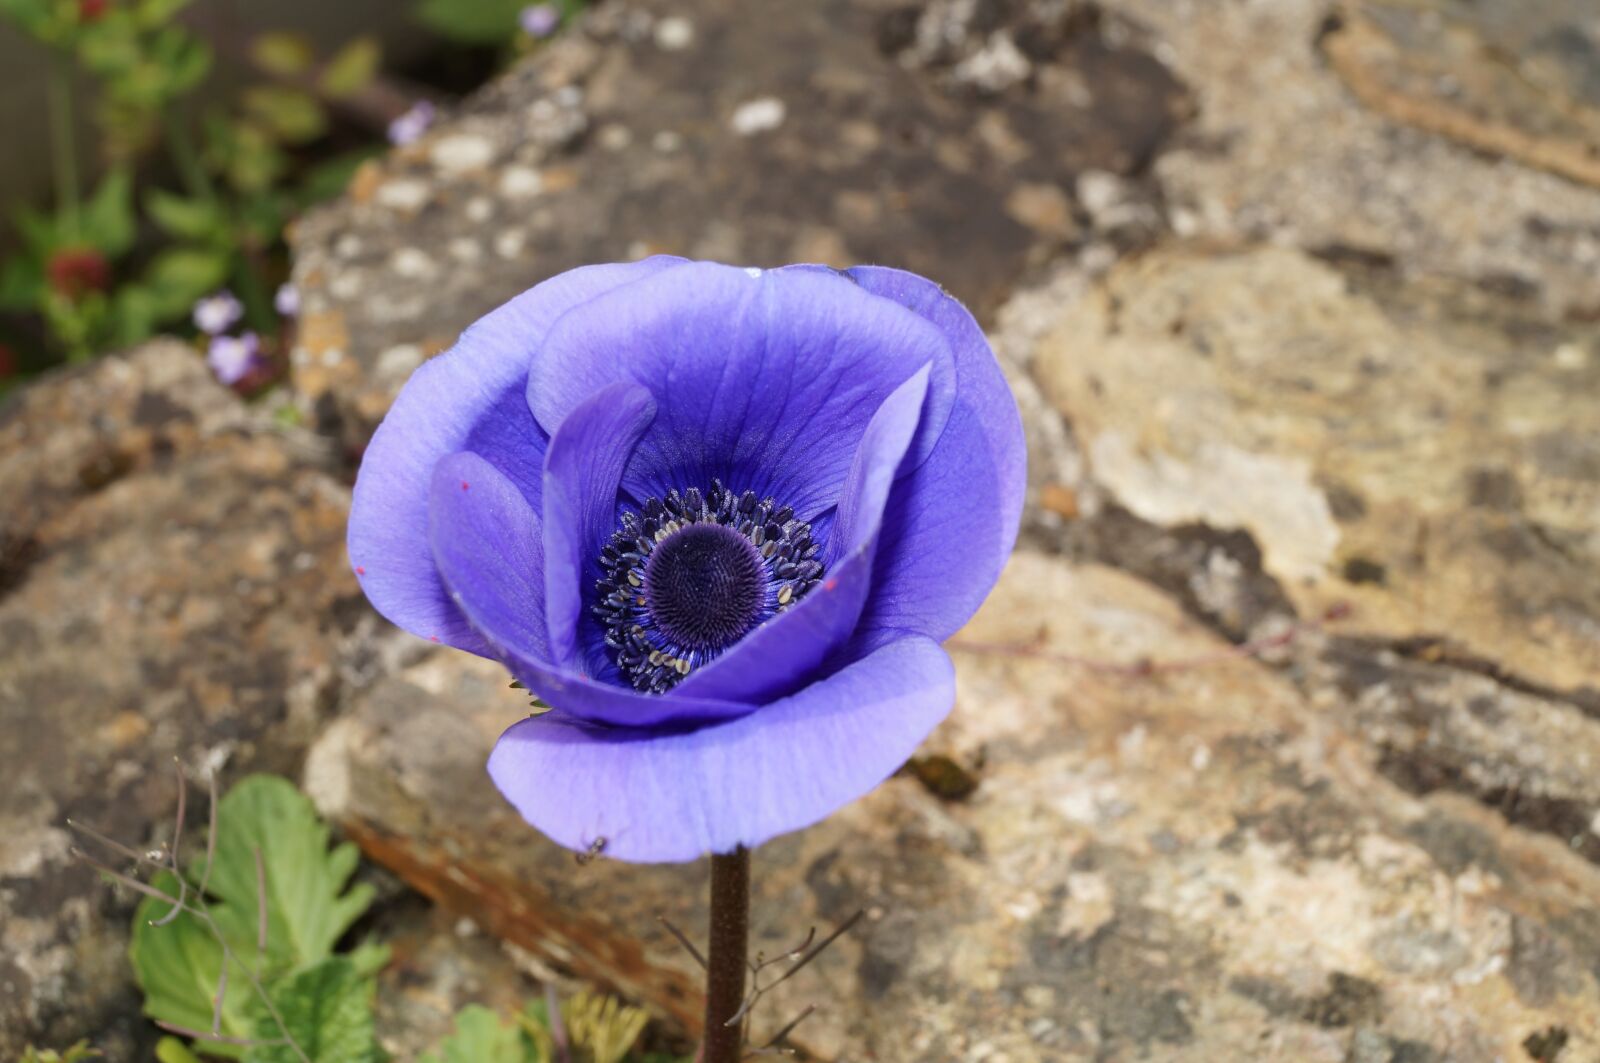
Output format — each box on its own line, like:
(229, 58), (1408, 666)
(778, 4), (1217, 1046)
(0, 343), (363, 1058)
(287, 0), (1192, 447)
(307, 553), (1600, 1061)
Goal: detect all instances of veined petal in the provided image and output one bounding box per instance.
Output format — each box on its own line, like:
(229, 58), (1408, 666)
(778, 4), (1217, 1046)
(841, 266), (1026, 645)
(430, 450), (754, 728)
(674, 365), (931, 702)
(349, 256), (686, 653)
(542, 381), (656, 672)
(488, 636), (955, 862)
(527, 262), (956, 521)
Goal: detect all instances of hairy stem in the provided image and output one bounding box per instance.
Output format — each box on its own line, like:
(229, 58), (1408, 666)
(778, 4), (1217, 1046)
(702, 846), (750, 1063)
(48, 51), (80, 240)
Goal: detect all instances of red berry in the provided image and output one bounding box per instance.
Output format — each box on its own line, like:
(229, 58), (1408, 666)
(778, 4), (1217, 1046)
(79, 0), (108, 22)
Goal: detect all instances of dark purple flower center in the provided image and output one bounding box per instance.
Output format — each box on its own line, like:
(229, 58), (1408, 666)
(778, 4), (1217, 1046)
(592, 479), (825, 693)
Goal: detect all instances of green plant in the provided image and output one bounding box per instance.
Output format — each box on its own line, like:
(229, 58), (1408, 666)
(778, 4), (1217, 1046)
(0, 0), (388, 372)
(422, 993), (661, 1063)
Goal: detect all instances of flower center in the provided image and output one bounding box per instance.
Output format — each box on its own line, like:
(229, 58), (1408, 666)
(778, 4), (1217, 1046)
(644, 524), (765, 651)
(592, 479), (825, 693)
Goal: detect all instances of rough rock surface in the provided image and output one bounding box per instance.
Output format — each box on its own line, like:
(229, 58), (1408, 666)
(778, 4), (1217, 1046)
(0, 343), (364, 1058)
(307, 553), (1600, 1060)
(7, 0), (1600, 1056)
(286, 0), (1191, 447)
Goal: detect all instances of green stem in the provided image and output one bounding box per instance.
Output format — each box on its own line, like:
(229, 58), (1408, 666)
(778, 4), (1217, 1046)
(702, 847), (750, 1063)
(163, 112), (214, 201)
(48, 50), (81, 241)
(232, 243), (272, 332)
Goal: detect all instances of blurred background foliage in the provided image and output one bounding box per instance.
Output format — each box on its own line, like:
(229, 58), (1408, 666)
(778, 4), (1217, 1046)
(0, 0), (581, 396)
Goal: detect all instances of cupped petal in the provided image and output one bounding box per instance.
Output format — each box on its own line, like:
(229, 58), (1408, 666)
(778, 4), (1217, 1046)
(527, 262), (956, 521)
(429, 449), (754, 728)
(674, 365), (931, 702)
(349, 256), (686, 653)
(488, 635), (955, 862)
(841, 266), (1027, 645)
(541, 381), (656, 672)
(429, 451), (550, 663)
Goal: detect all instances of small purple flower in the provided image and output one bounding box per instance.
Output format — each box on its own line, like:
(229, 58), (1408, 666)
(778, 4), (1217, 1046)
(274, 282), (300, 318)
(348, 260), (1025, 862)
(193, 291), (243, 335)
(387, 100), (436, 146)
(519, 2), (560, 37)
(206, 331), (261, 386)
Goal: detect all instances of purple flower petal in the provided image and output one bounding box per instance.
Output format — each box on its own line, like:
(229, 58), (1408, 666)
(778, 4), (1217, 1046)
(488, 635), (955, 862)
(429, 449), (755, 728)
(206, 331), (260, 385)
(841, 266), (1026, 647)
(526, 263), (956, 522)
(194, 291), (244, 335)
(674, 364), (930, 702)
(541, 380), (656, 673)
(348, 257), (686, 655)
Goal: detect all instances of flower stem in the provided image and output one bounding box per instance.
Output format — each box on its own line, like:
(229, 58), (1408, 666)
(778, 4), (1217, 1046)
(702, 846), (750, 1063)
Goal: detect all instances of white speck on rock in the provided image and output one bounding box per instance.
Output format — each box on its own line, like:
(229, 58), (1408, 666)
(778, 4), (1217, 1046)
(653, 129), (683, 153)
(320, 348), (346, 368)
(377, 344), (424, 380)
(430, 133), (496, 174)
(495, 229), (528, 259)
(448, 237), (482, 263)
(334, 234), (364, 259)
(329, 272), (363, 300)
(498, 166), (544, 199)
(655, 16), (693, 50)
(375, 177), (432, 213)
(465, 196), (494, 223)
(389, 247), (437, 279)
(598, 123), (633, 151)
(730, 96), (786, 136)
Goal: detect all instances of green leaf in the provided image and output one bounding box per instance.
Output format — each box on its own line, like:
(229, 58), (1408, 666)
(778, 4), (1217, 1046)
(110, 282), (161, 346)
(242, 958), (380, 1063)
(146, 189), (224, 242)
(16, 1041), (102, 1063)
(154, 1036), (206, 1063)
(420, 1005), (534, 1063)
(135, 0), (198, 28)
(243, 86), (326, 144)
(296, 146), (382, 206)
(200, 775), (376, 975)
(250, 31), (314, 77)
(128, 872), (254, 1060)
(318, 36), (380, 98)
(0, 252), (44, 310)
(345, 940), (392, 979)
(81, 168), (137, 257)
(412, 0), (526, 44)
(142, 247), (230, 317)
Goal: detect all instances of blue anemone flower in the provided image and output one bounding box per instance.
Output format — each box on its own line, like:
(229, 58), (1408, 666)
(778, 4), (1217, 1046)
(348, 259), (1025, 862)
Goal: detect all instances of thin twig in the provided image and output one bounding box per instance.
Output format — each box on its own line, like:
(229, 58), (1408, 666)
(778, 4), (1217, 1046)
(658, 914), (708, 970)
(760, 1004), (816, 1049)
(150, 761), (190, 926)
(154, 1021), (283, 1048)
(726, 910), (864, 1028)
(198, 768), (220, 897)
(211, 967), (228, 1036)
(751, 927), (815, 974)
(65, 820), (159, 867)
